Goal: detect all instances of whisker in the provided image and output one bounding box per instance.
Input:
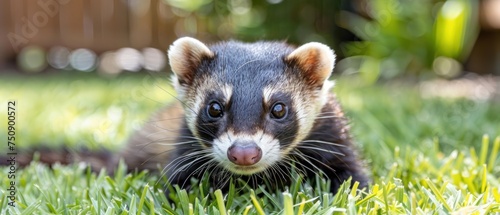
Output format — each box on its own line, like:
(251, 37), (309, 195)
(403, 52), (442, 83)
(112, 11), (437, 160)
(178, 158), (218, 188)
(282, 156), (319, 176)
(289, 151), (334, 174)
(162, 151), (214, 187)
(300, 140), (346, 148)
(294, 145), (345, 156)
(162, 150), (211, 174)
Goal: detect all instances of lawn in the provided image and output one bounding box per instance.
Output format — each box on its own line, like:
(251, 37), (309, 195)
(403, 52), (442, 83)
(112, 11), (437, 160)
(0, 72), (499, 214)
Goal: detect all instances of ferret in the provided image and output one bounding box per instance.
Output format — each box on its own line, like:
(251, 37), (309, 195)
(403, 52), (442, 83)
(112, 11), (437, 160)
(7, 37), (370, 194)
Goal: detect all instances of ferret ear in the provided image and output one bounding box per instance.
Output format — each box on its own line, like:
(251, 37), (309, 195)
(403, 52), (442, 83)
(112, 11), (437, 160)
(168, 37), (214, 86)
(285, 42), (336, 88)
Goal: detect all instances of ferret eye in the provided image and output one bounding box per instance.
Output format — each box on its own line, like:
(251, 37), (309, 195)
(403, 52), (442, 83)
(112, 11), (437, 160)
(270, 103), (287, 119)
(207, 102), (223, 118)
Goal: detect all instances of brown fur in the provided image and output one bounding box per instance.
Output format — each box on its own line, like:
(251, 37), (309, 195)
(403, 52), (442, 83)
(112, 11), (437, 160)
(116, 102), (184, 172)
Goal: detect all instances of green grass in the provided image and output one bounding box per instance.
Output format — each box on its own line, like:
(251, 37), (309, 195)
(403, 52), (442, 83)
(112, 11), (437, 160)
(0, 73), (499, 214)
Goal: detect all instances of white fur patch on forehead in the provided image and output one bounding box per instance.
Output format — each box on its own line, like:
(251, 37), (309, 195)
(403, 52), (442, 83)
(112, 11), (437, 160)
(221, 84), (233, 102)
(286, 42), (336, 87)
(212, 130), (281, 175)
(262, 86), (274, 105)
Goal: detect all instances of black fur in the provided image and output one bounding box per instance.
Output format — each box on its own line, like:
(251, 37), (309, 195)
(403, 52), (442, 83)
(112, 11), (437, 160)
(166, 94), (369, 193)
(166, 40), (369, 193)
(3, 39), (370, 196)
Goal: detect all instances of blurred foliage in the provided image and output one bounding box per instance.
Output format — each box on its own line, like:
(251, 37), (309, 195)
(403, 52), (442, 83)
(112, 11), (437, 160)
(161, 0), (480, 83)
(337, 0), (479, 82)
(162, 0), (345, 46)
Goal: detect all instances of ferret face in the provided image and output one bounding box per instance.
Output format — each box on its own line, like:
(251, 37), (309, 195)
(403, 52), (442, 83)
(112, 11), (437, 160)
(168, 37), (336, 175)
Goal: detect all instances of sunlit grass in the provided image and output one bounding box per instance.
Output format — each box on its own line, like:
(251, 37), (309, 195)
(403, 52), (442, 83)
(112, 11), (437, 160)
(0, 73), (499, 214)
(0, 73), (172, 149)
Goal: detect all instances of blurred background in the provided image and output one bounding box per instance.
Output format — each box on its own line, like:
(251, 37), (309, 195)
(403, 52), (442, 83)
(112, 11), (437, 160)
(0, 0), (499, 180)
(0, 0), (499, 79)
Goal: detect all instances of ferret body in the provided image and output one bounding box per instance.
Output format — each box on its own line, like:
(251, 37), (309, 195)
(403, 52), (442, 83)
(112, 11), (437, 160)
(9, 38), (369, 194)
(118, 37), (369, 193)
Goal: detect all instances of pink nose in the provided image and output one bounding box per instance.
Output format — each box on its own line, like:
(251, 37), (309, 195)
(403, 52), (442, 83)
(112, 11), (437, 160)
(227, 144), (262, 166)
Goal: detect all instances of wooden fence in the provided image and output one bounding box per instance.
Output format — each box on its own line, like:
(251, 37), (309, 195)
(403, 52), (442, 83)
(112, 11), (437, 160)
(0, 0), (181, 67)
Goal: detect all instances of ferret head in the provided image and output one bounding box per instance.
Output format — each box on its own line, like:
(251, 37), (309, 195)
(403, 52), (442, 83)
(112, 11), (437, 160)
(168, 37), (336, 175)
